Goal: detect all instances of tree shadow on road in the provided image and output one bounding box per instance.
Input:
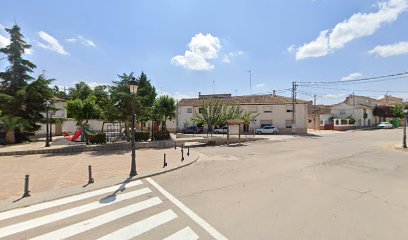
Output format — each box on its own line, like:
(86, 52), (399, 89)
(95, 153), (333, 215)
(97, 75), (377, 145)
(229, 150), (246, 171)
(99, 176), (136, 204)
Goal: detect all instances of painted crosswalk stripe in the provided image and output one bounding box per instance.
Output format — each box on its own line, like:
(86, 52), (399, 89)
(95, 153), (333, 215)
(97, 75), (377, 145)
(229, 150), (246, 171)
(146, 177), (227, 240)
(0, 187), (151, 239)
(30, 197), (162, 240)
(163, 227), (199, 240)
(97, 209), (178, 240)
(0, 180), (142, 222)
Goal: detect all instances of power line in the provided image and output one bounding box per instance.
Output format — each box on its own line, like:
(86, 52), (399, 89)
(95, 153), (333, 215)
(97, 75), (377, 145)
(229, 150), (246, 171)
(299, 85), (408, 93)
(297, 72), (408, 86)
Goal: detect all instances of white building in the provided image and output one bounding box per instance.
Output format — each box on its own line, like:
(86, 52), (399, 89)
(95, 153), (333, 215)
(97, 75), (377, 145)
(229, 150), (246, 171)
(177, 94), (308, 134)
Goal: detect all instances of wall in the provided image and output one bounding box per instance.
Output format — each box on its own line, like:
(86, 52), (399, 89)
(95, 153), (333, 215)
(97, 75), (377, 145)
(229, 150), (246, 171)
(177, 103), (308, 134)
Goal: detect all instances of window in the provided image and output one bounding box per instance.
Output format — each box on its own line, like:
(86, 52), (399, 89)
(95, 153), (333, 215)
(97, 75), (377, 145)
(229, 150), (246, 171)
(286, 105), (293, 112)
(286, 120), (293, 128)
(260, 120), (272, 128)
(341, 119), (348, 125)
(187, 108), (192, 113)
(249, 106), (258, 113)
(199, 108), (203, 113)
(263, 106), (272, 113)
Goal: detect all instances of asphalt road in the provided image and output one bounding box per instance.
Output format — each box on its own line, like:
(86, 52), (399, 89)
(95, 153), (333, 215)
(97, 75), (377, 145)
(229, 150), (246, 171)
(153, 129), (408, 240)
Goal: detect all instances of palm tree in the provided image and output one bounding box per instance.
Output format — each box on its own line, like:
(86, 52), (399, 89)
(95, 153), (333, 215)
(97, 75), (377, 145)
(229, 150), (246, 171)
(1, 115), (23, 144)
(153, 95), (176, 131)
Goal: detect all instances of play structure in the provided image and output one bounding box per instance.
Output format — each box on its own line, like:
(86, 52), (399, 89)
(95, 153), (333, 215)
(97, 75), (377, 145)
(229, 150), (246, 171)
(65, 125), (97, 142)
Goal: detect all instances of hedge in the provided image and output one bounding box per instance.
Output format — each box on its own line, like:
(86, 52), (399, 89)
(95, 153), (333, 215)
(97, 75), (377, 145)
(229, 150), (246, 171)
(152, 131), (171, 141)
(135, 131), (150, 141)
(88, 132), (107, 144)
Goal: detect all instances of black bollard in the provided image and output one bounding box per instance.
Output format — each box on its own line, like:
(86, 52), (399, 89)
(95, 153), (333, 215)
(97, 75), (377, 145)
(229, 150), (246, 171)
(88, 165), (94, 184)
(181, 148), (184, 161)
(163, 153), (167, 168)
(187, 146), (190, 156)
(174, 141), (177, 149)
(23, 174), (31, 198)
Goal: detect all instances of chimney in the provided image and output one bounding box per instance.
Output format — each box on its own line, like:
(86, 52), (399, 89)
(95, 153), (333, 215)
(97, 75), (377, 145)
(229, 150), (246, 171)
(272, 90), (276, 96)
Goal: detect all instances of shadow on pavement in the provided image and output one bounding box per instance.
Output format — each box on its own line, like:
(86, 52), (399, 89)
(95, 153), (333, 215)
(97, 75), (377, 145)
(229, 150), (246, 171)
(99, 176), (134, 204)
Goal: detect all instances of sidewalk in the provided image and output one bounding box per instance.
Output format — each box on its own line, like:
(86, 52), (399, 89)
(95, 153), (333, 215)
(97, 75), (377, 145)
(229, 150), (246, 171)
(0, 147), (199, 211)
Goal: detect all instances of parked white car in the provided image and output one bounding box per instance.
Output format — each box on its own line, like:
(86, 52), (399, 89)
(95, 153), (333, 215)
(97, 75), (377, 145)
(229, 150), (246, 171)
(213, 126), (228, 134)
(377, 122), (393, 129)
(255, 126), (279, 134)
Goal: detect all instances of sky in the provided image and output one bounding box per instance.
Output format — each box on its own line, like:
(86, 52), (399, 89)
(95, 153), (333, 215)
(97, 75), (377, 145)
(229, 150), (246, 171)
(1, 0), (408, 104)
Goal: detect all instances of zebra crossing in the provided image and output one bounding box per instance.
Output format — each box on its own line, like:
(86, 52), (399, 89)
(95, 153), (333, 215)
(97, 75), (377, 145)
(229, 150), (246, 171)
(0, 178), (226, 240)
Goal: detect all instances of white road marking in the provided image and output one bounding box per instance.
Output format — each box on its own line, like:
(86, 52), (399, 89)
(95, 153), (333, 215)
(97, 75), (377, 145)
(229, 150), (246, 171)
(97, 209), (177, 240)
(146, 177), (228, 240)
(0, 187), (151, 238)
(30, 197), (162, 240)
(163, 226), (199, 240)
(0, 180), (142, 221)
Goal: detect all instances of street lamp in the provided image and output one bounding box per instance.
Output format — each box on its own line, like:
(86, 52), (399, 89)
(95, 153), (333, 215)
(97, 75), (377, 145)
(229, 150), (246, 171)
(44, 100), (51, 147)
(129, 80), (139, 176)
(403, 109), (408, 149)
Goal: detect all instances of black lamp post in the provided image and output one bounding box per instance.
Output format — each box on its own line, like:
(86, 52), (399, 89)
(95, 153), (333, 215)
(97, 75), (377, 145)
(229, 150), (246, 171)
(44, 100), (51, 147)
(403, 109), (408, 149)
(129, 80), (139, 176)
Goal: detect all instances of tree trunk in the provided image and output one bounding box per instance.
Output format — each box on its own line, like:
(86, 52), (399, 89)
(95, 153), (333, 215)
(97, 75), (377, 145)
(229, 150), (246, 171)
(101, 122), (105, 132)
(141, 121), (144, 131)
(6, 130), (15, 144)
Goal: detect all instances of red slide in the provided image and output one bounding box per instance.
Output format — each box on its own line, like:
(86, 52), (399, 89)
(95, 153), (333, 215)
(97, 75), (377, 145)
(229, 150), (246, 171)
(70, 129), (82, 141)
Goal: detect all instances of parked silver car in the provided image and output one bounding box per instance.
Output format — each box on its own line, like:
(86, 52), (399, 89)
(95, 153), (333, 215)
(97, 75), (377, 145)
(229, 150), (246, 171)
(213, 126), (228, 134)
(255, 126), (279, 134)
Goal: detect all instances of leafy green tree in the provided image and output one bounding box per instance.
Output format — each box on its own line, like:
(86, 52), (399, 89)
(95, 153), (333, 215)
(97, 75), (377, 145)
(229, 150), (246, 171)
(392, 105), (404, 118)
(93, 85), (115, 131)
(135, 72), (157, 130)
(52, 85), (68, 100)
(153, 95), (176, 131)
(66, 98), (99, 142)
(68, 82), (93, 100)
(192, 100), (225, 136)
(0, 24), (53, 136)
(0, 115), (24, 144)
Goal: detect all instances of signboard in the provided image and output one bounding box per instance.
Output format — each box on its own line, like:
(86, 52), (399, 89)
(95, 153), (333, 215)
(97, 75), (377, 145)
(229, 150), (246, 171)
(251, 119), (257, 125)
(228, 125), (240, 135)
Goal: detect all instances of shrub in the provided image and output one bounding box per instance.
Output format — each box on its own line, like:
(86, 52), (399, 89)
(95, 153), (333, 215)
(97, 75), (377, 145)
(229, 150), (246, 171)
(135, 131), (150, 141)
(152, 131), (171, 141)
(88, 132), (107, 144)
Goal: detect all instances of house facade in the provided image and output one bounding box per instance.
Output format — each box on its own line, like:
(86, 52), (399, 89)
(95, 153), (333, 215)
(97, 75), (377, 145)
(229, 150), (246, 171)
(177, 94), (308, 134)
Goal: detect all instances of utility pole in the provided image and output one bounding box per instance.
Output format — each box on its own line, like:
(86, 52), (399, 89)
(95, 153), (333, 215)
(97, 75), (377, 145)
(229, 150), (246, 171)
(313, 94), (317, 130)
(292, 82), (297, 134)
(352, 91), (355, 106)
(248, 70), (252, 95)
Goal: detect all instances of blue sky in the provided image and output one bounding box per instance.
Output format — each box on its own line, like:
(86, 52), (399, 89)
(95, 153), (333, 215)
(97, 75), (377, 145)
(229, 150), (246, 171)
(1, 0), (408, 104)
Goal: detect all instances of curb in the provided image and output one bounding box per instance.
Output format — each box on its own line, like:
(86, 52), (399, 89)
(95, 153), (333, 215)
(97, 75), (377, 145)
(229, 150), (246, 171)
(0, 137), (260, 156)
(0, 152), (201, 212)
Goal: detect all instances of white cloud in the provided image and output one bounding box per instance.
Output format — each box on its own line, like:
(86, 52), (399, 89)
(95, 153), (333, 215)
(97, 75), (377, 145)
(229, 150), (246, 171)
(0, 34), (10, 48)
(255, 83), (265, 89)
(324, 93), (347, 99)
(369, 41), (408, 57)
(295, 30), (330, 60)
(66, 38), (77, 43)
(291, 0), (408, 60)
(222, 50), (244, 63)
(37, 31), (69, 55)
(66, 35), (96, 47)
(0, 23), (5, 31)
(157, 89), (194, 100)
(341, 72), (363, 81)
(171, 33), (222, 70)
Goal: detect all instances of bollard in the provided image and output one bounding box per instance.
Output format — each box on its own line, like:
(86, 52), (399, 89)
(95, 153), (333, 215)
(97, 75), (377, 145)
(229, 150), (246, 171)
(163, 153), (167, 168)
(174, 141), (177, 149)
(88, 165), (94, 184)
(23, 174), (31, 198)
(181, 148), (184, 161)
(187, 146), (190, 156)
